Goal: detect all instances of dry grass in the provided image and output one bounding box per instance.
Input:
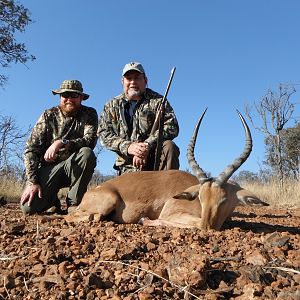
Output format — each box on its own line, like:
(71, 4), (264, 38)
(0, 177), (69, 204)
(244, 179), (300, 209)
(0, 176), (24, 203)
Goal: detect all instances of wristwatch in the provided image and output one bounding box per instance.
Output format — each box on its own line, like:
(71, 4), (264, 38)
(61, 138), (69, 146)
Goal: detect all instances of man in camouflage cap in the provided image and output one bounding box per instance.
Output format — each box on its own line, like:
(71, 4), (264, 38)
(98, 62), (180, 174)
(20, 80), (98, 214)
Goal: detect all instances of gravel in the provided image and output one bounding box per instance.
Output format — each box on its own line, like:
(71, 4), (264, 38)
(0, 203), (299, 300)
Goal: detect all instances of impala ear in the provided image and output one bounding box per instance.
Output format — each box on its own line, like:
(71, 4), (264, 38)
(237, 189), (269, 206)
(173, 184), (200, 200)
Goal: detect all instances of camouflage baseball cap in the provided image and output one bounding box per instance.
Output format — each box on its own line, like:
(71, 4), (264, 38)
(52, 79), (89, 100)
(122, 62), (145, 76)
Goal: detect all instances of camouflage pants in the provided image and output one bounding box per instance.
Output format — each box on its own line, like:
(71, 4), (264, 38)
(21, 147), (96, 214)
(119, 140), (180, 175)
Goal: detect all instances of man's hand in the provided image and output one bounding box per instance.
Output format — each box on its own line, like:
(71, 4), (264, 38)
(128, 142), (150, 169)
(132, 156), (147, 169)
(44, 140), (63, 162)
(128, 142), (149, 158)
(20, 183), (42, 206)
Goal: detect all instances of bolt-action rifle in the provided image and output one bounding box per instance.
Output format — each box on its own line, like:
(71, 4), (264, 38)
(149, 67), (176, 170)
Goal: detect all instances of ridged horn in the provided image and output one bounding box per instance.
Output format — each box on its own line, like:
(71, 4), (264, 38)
(215, 110), (252, 186)
(187, 108), (208, 181)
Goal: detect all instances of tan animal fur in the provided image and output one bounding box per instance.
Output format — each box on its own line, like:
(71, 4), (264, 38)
(66, 109), (268, 230)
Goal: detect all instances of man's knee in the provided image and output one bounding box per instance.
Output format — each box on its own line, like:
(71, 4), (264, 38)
(163, 140), (180, 156)
(78, 147), (96, 159)
(77, 147), (96, 166)
(161, 140), (180, 170)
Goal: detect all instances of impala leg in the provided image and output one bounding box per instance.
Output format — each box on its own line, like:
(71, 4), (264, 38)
(65, 188), (120, 223)
(65, 210), (97, 222)
(139, 215), (201, 228)
(145, 198), (203, 228)
(139, 217), (199, 228)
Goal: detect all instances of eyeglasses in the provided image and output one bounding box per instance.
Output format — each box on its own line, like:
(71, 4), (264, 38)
(61, 92), (80, 99)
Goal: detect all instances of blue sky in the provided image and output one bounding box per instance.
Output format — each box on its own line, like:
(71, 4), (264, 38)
(1, 1), (300, 176)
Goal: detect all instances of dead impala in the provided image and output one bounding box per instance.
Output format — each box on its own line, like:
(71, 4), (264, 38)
(66, 109), (267, 230)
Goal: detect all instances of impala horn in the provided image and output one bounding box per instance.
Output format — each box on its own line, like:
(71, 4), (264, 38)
(186, 108), (208, 183)
(215, 110), (252, 186)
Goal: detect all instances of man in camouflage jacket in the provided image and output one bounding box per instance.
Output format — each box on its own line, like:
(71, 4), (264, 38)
(20, 80), (98, 214)
(98, 62), (180, 174)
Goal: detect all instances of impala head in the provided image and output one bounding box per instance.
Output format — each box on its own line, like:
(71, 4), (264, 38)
(183, 108), (253, 230)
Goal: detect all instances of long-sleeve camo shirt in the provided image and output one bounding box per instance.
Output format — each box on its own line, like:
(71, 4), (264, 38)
(98, 88), (179, 168)
(24, 105), (98, 184)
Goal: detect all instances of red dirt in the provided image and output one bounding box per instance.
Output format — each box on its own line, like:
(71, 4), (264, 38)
(1, 203), (299, 299)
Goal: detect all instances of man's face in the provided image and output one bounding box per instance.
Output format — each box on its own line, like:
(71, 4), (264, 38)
(59, 92), (83, 114)
(122, 71), (147, 100)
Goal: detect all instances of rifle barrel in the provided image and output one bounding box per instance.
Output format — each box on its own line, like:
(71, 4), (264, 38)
(150, 67), (176, 135)
(162, 67), (176, 102)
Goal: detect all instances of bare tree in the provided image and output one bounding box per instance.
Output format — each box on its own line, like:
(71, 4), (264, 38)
(0, 114), (29, 175)
(245, 84), (296, 186)
(0, 0), (35, 87)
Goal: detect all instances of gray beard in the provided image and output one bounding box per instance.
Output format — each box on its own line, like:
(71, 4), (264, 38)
(127, 89), (142, 99)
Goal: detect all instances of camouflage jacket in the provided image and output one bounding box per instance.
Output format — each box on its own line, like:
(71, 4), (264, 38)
(24, 105), (98, 184)
(98, 88), (179, 168)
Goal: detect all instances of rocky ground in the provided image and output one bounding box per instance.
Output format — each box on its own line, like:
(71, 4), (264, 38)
(0, 202), (299, 300)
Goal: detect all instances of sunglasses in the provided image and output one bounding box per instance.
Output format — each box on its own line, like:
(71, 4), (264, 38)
(61, 92), (80, 99)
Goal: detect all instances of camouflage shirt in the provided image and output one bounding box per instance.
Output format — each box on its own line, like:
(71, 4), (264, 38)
(24, 105), (98, 184)
(98, 88), (179, 168)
